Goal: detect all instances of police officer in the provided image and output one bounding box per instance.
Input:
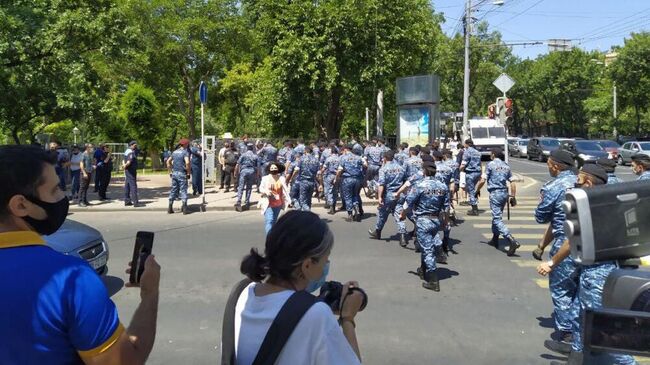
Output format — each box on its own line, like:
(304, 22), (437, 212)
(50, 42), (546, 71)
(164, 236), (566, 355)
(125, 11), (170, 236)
(596, 157), (622, 184)
(395, 143), (409, 166)
(443, 149), (460, 216)
(122, 141), (140, 207)
(336, 144), (365, 222)
(433, 150), (454, 259)
(277, 140), (293, 166)
(290, 146), (319, 211)
(258, 140), (278, 178)
(234, 143), (259, 212)
(237, 135), (249, 156)
(534, 149), (578, 349)
(632, 153), (650, 180)
(286, 151), (302, 209)
(368, 150), (407, 245)
(401, 161), (450, 291)
(460, 139), (482, 216)
(189, 140), (204, 196)
(537, 164), (636, 365)
(475, 148), (519, 255)
(167, 138), (191, 215)
(321, 143), (340, 215)
(395, 154), (433, 251)
(364, 137), (383, 198)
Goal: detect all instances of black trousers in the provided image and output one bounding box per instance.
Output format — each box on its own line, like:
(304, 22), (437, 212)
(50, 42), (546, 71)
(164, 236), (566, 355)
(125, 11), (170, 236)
(98, 167), (111, 199)
(223, 166), (235, 188)
(80, 172), (92, 203)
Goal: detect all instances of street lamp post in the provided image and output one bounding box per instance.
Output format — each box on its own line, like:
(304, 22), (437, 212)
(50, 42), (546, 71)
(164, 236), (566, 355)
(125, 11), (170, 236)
(72, 127), (80, 144)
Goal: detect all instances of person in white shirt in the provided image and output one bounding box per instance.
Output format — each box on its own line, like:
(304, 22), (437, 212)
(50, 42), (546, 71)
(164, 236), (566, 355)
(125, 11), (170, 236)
(69, 145), (83, 200)
(236, 211), (364, 365)
(218, 142), (228, 189)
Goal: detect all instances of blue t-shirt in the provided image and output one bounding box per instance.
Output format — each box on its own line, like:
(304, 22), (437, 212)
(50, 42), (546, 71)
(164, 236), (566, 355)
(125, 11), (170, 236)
(0, 231), (123, 364)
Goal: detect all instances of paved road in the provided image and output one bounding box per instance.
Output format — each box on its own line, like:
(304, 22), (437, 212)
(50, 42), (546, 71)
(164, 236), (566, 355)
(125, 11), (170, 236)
(508, 155), (639, 182)
(70, 161), (647, 365)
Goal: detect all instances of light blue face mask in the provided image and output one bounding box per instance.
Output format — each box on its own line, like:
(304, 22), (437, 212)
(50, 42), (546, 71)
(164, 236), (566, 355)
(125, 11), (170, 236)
(306, 261), (330, 293)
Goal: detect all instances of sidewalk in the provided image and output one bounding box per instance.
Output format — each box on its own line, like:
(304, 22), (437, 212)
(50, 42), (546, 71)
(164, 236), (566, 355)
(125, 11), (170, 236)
(68, 173), (533, 213)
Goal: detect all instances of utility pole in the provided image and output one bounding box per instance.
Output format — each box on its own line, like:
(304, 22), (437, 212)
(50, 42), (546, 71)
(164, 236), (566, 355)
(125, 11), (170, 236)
(462, 0), (472, 136)
(613, 82), (618, 139)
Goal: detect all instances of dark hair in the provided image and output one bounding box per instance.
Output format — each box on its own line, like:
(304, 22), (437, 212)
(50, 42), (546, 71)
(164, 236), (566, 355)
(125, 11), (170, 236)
(465, 139), (474, 147)
(384, 150), (395, 161)
(241, 211), (333, 282)
(265, 162), (285, 175)
(400, 142), (409, 150)
(0, 145), (57, 219)
(491, 148), (505, 160)
(409, 147), (418, 155)
(304, 146), (313, 154)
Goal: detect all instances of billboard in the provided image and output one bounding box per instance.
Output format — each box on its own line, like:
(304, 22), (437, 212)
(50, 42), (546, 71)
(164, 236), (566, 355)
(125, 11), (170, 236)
(398, 106), (430, 146)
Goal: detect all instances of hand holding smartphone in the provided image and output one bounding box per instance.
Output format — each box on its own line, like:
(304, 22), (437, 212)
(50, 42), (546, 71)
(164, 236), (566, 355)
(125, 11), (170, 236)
(129, 231), (154, 285)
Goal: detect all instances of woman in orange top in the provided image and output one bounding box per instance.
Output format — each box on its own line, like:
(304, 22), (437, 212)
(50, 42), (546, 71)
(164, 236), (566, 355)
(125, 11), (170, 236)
(258, 162), (290, 234)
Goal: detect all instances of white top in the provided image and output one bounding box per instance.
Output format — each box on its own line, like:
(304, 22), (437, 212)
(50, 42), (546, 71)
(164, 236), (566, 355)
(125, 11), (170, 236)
(234, 283), (361, 365)
(69, 153), (83, 171)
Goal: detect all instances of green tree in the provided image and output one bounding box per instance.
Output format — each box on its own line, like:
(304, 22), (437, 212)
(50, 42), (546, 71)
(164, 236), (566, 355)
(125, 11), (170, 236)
(119, 82), (161, 160)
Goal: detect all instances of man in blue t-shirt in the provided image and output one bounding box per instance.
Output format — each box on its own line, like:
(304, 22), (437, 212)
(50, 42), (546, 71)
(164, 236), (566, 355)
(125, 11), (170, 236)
(0, 145), (160, 364)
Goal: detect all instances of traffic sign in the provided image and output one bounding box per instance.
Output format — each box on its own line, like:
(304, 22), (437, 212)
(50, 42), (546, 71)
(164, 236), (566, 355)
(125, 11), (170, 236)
(199, 81), (207, 104)
(493, 73), (515, 94)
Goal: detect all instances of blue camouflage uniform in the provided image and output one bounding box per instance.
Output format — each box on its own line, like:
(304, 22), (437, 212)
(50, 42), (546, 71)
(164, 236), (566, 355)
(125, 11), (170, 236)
(606, 173), (622, 184)
(323, 154), (340, 208)
(237, 141), (248, 156)
(291, 144), (306, 163)
(286, 159), (301, 209)
(236, 150), (259, 205)
(405, 176), (450, 273)
(374, 160), (406, 234)
(319, 147), (332, 166)
(277, 146), (292, 165)
(338, 152), (364, 214)
(395, 149), (409, 166)
(295, 153), (320, 211)
(258, 145), (278, 176)
(461, 146), (482, 206)
(639, 171), (650, 181)
(434, 161), (454, 247)
(189, 146), (203, 194)
(169, 147), (189, 203)
(404, 156), (423, 179)
(352, 142), (364, 156)
(364, 145), (383, 195)
(484, 158), (514, 238)
(535, 169), (578, 333)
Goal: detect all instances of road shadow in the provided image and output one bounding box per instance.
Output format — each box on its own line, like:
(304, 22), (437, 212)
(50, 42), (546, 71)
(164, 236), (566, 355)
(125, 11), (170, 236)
(536, 316), (555, 329)
(448, 238), (461, 254)
(101, 275), (125, 297)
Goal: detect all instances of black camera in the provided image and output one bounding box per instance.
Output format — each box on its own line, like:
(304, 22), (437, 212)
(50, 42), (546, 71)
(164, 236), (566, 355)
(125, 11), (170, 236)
(563, 180), (650, 358)
(318, 281), (368, 313)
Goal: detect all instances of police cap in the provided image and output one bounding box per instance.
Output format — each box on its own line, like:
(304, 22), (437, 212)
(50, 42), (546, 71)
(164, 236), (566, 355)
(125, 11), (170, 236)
(596, 157), (616, 173)
(550, 150), (574, 167)
(421, 154), (433, 163)
(178, 138), (190, 147)
(580, 163), (608, 184)
(632, 153), (650, 164)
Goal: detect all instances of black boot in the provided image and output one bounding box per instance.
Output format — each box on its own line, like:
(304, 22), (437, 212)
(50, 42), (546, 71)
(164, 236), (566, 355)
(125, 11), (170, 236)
(442, 236), (450, 253)
(506, 235), (520, 256)
(435, 246), (448, 265)
(352, 206), (359, 222)
(356, 207), (364, 222)
(399, 233), (408, 248)
(346, 212), (354, 222)
(324, 203), (330, 209)
(368, 229), (381, 239)
(544, 339), (572, 355)
(328, 205), (335, 215)
(235, 203), (242, 212)
(467, 205), (479, 216)
(168, 202), (174, 214)
(182, 202), (189, 215)
(487, 234), (499, 248)
(414, 237), (422, 253)
(422, 271), (440, 291)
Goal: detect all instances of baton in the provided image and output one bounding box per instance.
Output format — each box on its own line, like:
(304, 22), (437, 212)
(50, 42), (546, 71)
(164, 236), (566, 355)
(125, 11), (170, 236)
(507, 198), (510, 221)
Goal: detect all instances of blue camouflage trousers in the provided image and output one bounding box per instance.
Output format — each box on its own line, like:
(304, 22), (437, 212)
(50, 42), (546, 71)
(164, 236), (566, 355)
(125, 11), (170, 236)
(571, 262), (636, 364)
(297, 180), (315, 211)
(489, 189), (511, 237)
(323, 174), (338, 207)
(169, 171), (188, 203)
(365, 165), (380, 194)
(433, 220), (451, 247)
(236, 169), (255, 205)
(416, 216), (441, 273)
(375, 192), (406, 234)
(549, 237), (580, 333)
(341, 177), (362, 213)
(289, 180), (301, 209)
(465, 171), (482, 206)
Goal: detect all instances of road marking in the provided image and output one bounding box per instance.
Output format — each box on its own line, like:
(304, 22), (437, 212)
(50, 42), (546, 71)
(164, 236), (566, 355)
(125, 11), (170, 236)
(483, 233), (542, 240)
(511, 260), (540, 268)
(534, 279), (549, 289)
(523, 179), (538, 189)
(474, 224), (545, 229)
(506, 245), (539, 252)
(462, 216), (537, 221)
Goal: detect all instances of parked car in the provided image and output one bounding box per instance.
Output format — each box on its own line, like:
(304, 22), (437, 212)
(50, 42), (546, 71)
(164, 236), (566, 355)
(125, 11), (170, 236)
(527, 137), (560, 162)
(559, 140), (609, 167)
(618, 141), (650, 166)
(509, 139), (529, 158)
(44, 219), (109, 275)
(595, 140), (621, 160)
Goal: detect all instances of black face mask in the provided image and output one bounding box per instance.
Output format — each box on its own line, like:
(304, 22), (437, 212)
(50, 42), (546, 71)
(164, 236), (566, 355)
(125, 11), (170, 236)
(23, 196), (70, 235)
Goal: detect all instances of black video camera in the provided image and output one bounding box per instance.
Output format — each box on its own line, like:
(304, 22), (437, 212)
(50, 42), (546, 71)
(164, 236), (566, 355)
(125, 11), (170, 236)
(563, 180), (650, 357)
(318, 281), (368, 313)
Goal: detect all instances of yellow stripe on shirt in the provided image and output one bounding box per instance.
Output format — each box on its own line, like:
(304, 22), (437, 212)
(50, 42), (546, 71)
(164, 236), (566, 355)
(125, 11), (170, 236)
(0, 231), (45, 249)
(78, 323), (125, 358)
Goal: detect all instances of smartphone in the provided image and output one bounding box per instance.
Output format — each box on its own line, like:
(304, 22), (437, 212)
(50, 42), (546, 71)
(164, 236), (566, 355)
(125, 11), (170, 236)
(129, 231), (154, 284)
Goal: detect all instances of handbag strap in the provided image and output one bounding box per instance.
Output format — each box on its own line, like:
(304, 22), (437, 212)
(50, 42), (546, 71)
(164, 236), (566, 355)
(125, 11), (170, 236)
(221, 278), (253, 365)
(252, 291), (317, 365)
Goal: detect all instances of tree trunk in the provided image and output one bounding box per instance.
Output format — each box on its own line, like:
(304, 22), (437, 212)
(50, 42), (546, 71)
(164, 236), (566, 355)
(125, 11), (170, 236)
(187, 86), (196, 139)
(11, 127), (20, 144)
(322, 86), (343, 138)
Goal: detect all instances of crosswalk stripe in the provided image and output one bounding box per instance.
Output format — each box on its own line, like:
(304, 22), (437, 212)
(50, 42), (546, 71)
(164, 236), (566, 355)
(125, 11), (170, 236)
(474, 224), (545, 229)
(508, 245), (538, 252)
(461, 216), (537, 221)
(511, 260), (540, 268)
(534, 279), (549, 289)
(483, 233), (542, 240)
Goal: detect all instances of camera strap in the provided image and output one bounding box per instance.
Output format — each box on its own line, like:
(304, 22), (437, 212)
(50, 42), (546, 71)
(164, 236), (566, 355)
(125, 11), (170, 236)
(221, 278), (253, 365)
(252, 290), (317, 365)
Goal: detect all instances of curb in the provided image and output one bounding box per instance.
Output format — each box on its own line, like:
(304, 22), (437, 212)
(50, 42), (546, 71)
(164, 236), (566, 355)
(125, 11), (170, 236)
(69, 202), (338, 213)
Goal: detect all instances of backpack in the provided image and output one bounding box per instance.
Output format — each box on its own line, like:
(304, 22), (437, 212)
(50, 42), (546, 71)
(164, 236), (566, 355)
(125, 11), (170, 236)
(225, 151), (238, 166)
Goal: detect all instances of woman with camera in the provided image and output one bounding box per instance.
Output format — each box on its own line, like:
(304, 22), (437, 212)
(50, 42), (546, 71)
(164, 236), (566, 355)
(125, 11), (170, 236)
(234, 211), (364, 365)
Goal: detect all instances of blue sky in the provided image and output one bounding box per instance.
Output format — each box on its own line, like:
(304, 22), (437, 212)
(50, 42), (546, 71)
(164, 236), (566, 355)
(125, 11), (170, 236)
(433, 0), (650, 59)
